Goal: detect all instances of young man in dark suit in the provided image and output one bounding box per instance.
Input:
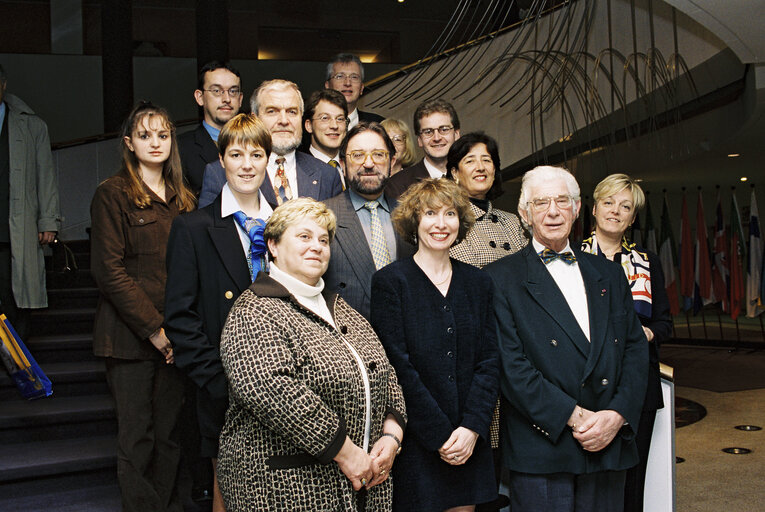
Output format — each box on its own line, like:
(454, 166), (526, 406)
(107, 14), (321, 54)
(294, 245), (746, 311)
(483, 165), (648, 512)
(198, 79), (342, 208)
(385, 98), (461, 200)
(323, 122), (413, 320)
(178, 61), (243, 194)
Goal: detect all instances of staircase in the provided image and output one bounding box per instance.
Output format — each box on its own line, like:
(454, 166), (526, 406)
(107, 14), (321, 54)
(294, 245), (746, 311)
(0, 240), (121, 510)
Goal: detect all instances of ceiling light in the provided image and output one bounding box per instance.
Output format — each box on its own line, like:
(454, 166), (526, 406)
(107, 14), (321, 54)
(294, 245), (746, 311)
(740, 177), (748, 182)
(728, 153), (740, 158)
(398, 0), (405, 3)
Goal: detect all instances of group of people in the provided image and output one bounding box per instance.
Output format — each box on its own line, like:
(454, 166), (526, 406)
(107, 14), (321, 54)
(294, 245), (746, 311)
(82, 52), (671, 512)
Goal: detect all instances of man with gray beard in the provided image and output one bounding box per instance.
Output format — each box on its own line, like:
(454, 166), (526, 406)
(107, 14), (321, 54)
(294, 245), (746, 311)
(323, 122), (414, 320)
(198, 79), (342, 208)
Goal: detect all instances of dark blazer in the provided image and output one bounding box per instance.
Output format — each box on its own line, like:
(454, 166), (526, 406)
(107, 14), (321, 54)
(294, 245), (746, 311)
(198, 151), (343, 208)
(384, 159), (429, 200)
(483, 245), (648, 475)
(322, 191), (414, 320)
(163, 195), (252, 455)
(358, 110), (385, 124)
(178, 124), (219, 194)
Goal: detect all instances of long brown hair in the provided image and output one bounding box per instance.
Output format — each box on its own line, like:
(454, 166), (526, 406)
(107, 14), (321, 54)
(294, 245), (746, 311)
(119, 101), (195, 212)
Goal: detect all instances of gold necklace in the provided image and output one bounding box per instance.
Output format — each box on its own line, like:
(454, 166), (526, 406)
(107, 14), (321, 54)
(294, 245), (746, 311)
(430, 266), (452, 286)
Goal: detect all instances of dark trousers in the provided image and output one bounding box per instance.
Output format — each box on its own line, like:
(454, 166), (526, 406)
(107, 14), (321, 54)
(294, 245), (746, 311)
(509, 469), (626, 512)
(0, 242), (30, 340)
(624, 408), (657, 512)
(105, 357), (185, 512)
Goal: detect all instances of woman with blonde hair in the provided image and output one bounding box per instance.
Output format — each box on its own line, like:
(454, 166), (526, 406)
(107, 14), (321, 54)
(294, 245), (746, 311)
(381, 118), (417, 175)
(90, 101), (195, 511)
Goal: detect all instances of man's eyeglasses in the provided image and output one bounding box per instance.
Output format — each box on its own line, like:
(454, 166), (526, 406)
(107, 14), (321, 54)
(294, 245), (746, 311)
(527, 195), (575, 212)
(346, 150), (390, 165)
(203, 87), (241, 97)
(419, 125), (454, 138)
(330, 73), (361, 83)
(312, 114), (348, 126)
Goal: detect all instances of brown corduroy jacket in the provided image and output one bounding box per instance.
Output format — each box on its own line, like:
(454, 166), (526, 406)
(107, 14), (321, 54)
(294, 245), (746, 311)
(90, 173), (181, 360)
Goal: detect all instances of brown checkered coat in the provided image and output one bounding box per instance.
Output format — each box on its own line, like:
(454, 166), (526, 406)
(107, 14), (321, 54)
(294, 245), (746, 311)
(218, 274), (406, 511)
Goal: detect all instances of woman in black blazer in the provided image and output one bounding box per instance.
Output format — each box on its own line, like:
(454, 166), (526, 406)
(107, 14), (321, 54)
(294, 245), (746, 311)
(581, 173), (672, 512)
(371, 178), (499, 512)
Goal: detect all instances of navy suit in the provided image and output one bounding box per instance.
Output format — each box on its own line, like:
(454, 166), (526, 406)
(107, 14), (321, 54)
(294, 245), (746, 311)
(164, 195), (253, 456)
(384, 159), (429, 200)
(198, 151), (342, 208)
(322, 191), (414, 320)
(178, 124), (219, 194)
(483, 245), (647, 506)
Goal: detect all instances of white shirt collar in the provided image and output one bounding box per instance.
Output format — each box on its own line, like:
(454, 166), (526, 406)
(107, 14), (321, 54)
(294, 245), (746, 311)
(423, 158), (446, 179)
(531, 238), (574, 256)
(309, 145), (338, 164)
(220, 183), (273, 219)
(348, 108), (359, 129)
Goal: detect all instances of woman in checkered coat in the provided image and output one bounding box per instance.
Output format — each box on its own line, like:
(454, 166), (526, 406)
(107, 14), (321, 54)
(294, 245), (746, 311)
(217, 198), (406, 511)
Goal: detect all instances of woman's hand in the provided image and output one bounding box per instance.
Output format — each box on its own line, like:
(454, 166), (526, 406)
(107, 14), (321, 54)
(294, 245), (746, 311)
(334, 437), (379, 491)
(438, 427), (478, 465)
(149, 327), (174, 364)
(367, 436), (398, 487)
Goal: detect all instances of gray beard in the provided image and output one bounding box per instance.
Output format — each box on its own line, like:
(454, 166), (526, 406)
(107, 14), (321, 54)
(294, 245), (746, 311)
(272, 138), (301, 156)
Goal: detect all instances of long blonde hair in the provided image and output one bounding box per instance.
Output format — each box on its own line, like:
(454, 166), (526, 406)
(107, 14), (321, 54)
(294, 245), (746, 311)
(119, 102), (195, 212)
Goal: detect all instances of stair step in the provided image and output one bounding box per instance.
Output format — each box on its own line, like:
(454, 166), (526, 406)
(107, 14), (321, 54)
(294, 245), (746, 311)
(25, 333), (95, 363)
(0, 469), (119, 512)
(47, 287), (99, 309)
(0, 394), (116, 444)
(46, 269), (96, 290)
(29, 307), (95, 336)
(0, 360), (107, 400)
(0, 435), (116, 482)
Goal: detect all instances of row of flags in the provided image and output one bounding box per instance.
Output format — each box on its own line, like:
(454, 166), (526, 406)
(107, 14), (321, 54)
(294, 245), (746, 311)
(572, 187), (764, 320)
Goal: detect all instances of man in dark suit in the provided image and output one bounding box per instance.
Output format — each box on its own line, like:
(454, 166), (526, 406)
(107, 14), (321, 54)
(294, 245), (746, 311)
(178, 61), (243, 194)
(483, 165), (648, 512)
(325, 53), (384, 128)
(198, 79), (342, 208)
(385, 98), (461, 200)
(323, 122), (413, 320)
(165, 114), (274, 512)
(304, 89), (348, 187)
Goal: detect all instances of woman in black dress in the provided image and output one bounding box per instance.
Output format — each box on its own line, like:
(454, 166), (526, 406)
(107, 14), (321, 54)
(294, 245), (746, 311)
(371, 178), (499, 512)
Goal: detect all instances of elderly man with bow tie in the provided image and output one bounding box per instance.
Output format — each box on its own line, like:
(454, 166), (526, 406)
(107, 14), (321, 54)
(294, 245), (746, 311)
(483, 165), (648, 512)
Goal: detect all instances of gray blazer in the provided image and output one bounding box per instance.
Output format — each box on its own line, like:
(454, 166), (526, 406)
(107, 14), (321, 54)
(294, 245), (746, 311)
(322, 191), (414, 320)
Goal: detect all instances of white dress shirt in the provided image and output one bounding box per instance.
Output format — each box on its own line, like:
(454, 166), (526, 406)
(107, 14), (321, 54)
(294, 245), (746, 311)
(309, 145), (345, 188)
(424, 158), (446, 179)
(266, 151), (298, 196)
(532, 238), (590, 341)
(220, 183), (273, 256)
(348, 108), (360, 129)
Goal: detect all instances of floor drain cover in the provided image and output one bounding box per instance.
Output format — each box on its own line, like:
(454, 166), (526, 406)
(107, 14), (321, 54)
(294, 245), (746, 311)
(734, 425), (762, 431)
(722, 447), (752, 454)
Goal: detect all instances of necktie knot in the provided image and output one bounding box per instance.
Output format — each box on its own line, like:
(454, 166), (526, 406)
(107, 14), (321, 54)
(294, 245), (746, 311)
(539, 248), (576, 265)
(363, 200), (380, 212)
(328, 159), (339, 169)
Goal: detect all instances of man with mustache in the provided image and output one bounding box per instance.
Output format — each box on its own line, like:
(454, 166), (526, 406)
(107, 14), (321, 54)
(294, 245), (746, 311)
(198, 79), (342, 208)
(304, 89), (348, 188)
(179, 61), (243, 195)
(385, 98), (461, 200)
(323, 122), (413, 320)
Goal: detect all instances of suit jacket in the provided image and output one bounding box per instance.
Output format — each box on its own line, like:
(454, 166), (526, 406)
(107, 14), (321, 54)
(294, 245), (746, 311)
(322, 191), (414, 320)
(384, 159), (429, 200)
(164, 195), (252, 452)
(358, 110), (384, 124)
(198, 151), (343, 208)
(178, 124), (219, 194)
(483, 245), (648, 475)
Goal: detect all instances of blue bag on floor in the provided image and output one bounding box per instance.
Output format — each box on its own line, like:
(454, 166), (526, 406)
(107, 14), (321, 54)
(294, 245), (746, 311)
(0, 313), (53, 400)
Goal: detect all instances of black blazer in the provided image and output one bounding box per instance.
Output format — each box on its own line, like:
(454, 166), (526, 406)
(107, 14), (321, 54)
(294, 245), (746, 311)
(164, 196), (252, 447)
(483, 245), (648, 475)
(198, 151), (343, 208)
(322, 191), (414, 320)
(178, 124), (219, 194)
(384, 159), (429, 200)
(358, 110), (385, 124)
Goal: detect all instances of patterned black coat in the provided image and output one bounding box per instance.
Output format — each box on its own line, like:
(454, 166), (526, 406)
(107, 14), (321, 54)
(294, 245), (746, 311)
(449, 201), (527, 268)
(218, 273), (406, 511)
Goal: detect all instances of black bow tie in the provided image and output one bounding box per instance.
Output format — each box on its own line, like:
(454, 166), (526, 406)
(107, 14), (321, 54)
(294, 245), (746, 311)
(539, 248), (576, 265)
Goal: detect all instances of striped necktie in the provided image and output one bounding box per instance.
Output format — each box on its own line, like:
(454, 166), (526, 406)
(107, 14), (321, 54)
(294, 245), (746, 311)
(363, 200), (392, 270)
(273, 157), (293, 205)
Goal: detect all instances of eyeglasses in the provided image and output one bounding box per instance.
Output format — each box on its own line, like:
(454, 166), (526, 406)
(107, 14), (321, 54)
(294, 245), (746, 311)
(390, 135), (406, 144)
(346, 150), (390, 165)
(312, 114), (348, 126)
(203, 87), (241, 97)
(419, 125), (454, 138)
(330, 73), (361, 83)
(528, 195), (575, 212)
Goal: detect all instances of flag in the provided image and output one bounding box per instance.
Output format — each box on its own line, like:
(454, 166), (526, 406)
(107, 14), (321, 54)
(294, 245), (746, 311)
(729, 193), (745, 320)
(712, 189), (729, 311)
(693, 189), (714, 312)
(746, 188), (763, 317)
(679, 192), (694, 310)
(659, 194), (680, 315)
(644, 195), (657, 254)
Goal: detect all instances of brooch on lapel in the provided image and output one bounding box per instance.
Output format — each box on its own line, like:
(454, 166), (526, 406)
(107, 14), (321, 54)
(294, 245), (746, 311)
(601, 288), (607, 296)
